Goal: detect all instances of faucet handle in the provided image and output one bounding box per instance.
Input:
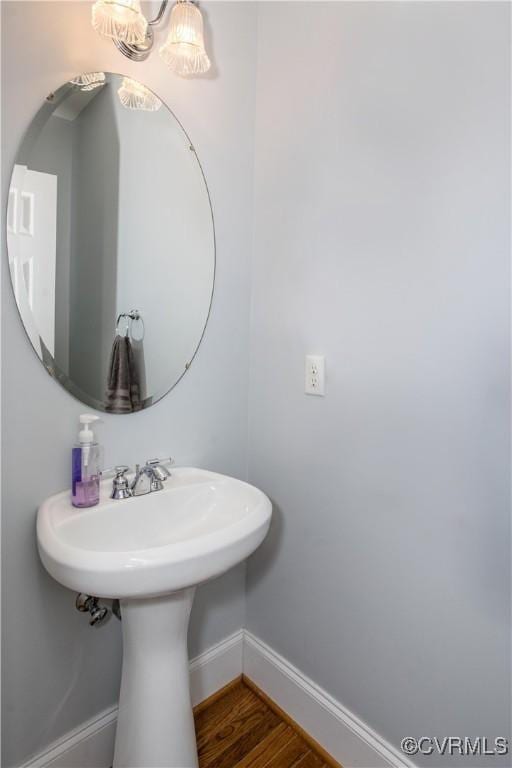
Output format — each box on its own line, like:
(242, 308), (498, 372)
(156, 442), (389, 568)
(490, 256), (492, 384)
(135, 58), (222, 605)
(111, 466), (133, 500)
(146, 457), (173, 481)
(101, 465), (130, 478)
(146, 457), (174, 467)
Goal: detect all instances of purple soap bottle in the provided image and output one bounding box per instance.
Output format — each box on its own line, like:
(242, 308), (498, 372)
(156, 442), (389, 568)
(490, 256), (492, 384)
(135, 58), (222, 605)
(72, 414), (101, 508)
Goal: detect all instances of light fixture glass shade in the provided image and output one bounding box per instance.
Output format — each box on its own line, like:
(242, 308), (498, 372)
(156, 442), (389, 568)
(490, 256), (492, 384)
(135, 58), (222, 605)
(70, 72), (106, 91)
(91, 0), (147, 45)
(159, 0), (210, 76)
(117, 77), (162, 111)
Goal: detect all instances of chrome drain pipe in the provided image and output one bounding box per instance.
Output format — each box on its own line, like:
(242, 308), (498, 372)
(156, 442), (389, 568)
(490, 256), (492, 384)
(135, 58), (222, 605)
(75, 593), (110, 627)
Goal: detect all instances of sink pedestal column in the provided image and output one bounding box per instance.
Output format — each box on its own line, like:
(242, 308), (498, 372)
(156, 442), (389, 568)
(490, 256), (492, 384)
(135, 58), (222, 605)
(113, 588), (198, 768)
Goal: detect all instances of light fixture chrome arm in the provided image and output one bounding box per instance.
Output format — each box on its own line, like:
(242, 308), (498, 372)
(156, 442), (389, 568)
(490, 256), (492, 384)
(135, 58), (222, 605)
(148, 0), (169, 26)
(113, 0), (170, 62)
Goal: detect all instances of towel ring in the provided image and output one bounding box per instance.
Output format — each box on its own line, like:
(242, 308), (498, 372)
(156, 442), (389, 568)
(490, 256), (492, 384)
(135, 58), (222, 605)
(116, 310), (145, 341)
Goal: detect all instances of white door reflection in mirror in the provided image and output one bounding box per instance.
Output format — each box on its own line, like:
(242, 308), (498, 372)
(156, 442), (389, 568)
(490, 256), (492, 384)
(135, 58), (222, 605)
(8, 163), (57, 358)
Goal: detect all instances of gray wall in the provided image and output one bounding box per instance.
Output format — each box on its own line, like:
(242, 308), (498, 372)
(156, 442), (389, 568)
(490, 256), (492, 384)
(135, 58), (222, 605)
(1, 2), (256, 766)
(246, 2), (511, 766)
(113, 83), (214, 399)
(3, 3), (511, 768)
(70, 85), (120, 402)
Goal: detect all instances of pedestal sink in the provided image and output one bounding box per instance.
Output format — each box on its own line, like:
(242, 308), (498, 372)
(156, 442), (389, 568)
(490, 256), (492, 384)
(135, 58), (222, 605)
(37, 467), (272, 768)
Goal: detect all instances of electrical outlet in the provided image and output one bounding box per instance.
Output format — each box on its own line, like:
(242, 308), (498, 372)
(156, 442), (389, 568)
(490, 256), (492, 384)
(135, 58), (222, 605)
(305, 355), (325, 396)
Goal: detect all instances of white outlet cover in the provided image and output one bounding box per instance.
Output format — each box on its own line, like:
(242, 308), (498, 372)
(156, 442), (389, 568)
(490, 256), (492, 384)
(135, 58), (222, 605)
(305, 354), (325, 396)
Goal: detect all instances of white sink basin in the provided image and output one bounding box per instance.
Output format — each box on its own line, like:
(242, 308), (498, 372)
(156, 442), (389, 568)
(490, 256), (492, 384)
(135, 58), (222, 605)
(37, 467), (272, 768)
(37, 467), (271, 599)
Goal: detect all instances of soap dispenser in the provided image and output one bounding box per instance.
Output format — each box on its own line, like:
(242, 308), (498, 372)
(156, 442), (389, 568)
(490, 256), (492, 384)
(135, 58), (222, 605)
(72, 414), (102, 508)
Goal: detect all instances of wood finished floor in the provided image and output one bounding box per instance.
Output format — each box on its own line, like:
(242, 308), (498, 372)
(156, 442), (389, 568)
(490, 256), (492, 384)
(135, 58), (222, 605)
(194, 678), (336, 768)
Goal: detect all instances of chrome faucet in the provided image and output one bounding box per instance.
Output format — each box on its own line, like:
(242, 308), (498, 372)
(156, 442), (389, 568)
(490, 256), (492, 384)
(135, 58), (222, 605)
(108, 458), (173, 500)
(131, 458), (172, 496)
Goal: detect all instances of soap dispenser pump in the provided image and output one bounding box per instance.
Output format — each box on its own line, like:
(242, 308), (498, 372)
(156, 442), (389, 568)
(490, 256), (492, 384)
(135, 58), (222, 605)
(72, 414), (102, 508)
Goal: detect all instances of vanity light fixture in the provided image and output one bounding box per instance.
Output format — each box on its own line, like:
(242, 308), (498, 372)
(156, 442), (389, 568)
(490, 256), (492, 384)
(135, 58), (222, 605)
(69, 72), (161, 113)
(70, 72), (106, 91)
(90, 0), (211, 76)
(92, 0), (148, 46)
(117, 77), (162, 111)
(159, 0), (210, 75)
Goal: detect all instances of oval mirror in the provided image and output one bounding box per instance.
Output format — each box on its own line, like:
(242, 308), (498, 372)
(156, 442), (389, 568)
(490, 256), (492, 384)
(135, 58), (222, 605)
(7, 72), (215, 413)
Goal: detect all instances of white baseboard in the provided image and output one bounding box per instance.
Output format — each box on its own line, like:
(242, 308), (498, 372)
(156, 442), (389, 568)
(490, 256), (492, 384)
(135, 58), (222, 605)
(20, 629), (413, 768)
(243, 631), (416, 768)
(20, 630), (244, 768)
(189, 629), (243, 708)
(22, 707), (118, 768)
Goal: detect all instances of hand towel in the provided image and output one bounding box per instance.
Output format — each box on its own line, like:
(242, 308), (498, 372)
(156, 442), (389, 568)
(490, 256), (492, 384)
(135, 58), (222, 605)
(104, 335), (142, 413)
